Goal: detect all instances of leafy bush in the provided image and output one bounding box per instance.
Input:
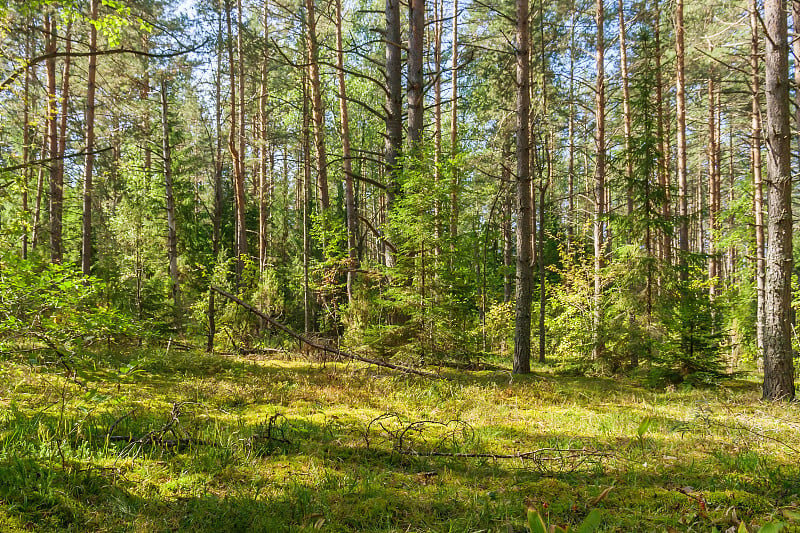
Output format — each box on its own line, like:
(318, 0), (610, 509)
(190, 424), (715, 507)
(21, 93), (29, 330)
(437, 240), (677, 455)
(0, 254), (140, 354)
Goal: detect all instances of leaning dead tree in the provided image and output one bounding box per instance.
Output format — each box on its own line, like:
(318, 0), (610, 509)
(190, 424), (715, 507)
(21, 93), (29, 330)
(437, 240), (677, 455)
(210, 286), (446, 380)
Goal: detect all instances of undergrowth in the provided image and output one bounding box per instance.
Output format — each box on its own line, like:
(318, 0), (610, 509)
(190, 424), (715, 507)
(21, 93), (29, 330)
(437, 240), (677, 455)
(0, 346), (798, 532)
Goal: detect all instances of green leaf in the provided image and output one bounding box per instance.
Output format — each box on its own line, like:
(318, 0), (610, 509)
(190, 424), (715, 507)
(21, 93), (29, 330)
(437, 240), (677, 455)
(757, 523), (787, 533)
(527, 509), (548, 533)
(575, 509), (602, 533)
(637, 416), (653, 438)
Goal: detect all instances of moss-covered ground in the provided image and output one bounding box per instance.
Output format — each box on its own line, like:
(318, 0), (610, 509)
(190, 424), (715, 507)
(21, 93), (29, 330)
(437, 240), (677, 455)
(1, 347), (799, 531)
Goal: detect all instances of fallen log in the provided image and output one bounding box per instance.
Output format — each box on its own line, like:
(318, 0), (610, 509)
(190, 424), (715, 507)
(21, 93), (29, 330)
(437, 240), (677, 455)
(210, 285), (446, 380)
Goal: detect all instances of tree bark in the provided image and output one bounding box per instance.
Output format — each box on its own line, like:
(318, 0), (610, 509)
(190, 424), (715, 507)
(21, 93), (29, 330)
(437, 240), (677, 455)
(407, 0), (424, 148)
(44, 14), (61, 264)
(305, 0), (330, 210)
(618, 0), (633, 238)
(302, 72), (313, 334)
(449, 0), (459, 250)
(676, 0), (688, 278)
(259, 0), (270, 272)
(384, 0), (402, 266)
(161, 78), (180, 311)
(208, 1), (225, 353)
(226, 0), (247, 278)
(335, 0), (358, 302)
(433, 0), (442, 259)
(567, 6), (575, 249)
(707, 77), (719, 298)
(513, 0), (532, 374)
(22, 25), (32, 259)
(592, 0), (606, 360)
(653, 0), (670, 267)
(82, 0), (98, 276)
(762, 0), (794, 401)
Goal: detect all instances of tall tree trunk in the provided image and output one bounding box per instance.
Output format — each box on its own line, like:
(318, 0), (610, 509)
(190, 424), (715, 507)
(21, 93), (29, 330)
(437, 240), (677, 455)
(707, 77), (719, 297)
(44, 14), (61, 264)
(592, 0), (606, 360)
(22, 25), (32, 259)
(384, 0), (402, 266)
(82, 0), (98, 276)
(567, 6), (575, 249)
(305, 0), (330, 210)
(676, 0), (688, 278)
(335, 0), (358, 303)
(33, 120), (47, 250)
(654, 0), (670, 267)
(208, 2), (225, 353)
(161, 78), (180, 310)
(503, 155), (513, 303)
(433, 0), (442, 259)
(538, 176), (548, 364)
(795, 0), (800, 196)
(259, 0), (270, 272)
(226, 0), (247, 278)
(750, 0), (765, 359)
(762, 0), (794, 401)
(141, 35), (151, 187)
(302, 73), (313, 333)
(407, 0), (425, 148)
(449, 0), (459, 250)
(513, 0), (532, 374)
(237, 0), (247, 208)
(619, 0), (633, 238)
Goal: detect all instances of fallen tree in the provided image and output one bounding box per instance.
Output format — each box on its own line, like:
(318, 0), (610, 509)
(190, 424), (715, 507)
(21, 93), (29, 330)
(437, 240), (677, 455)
(210, 285), (446, 380)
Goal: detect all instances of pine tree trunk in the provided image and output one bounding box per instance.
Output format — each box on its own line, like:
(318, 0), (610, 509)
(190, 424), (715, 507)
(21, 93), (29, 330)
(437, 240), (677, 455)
(22, 26), (32, 259)
(676, 0), (688, 278)
(503, 158), (513, 303)
(433, 0), (442, 259)
(302, 73), (313, 334)
(225, 0), (247, 279)
(335, 0), (358, 302)
(707, 77), (718, 297)
(305, 0), (330, 210)
(567, 7), (575, 249)
(82, 0), (98, 276)
(449, 0), (459, 251)
(750, 0), (766, 359)
(762, 0), (794, 401)
(161, 78), (180, 311)
(592, 0), (606, 360)
(407, 0), (424, 148)
(384, 0), (402, 266)
(513, 0), (532, 374)
(208, 3), (225, 353)
(259, 0), (270, 272)
(654, 0), (671, 267)
(618, 0), (633, 236)
(45, 14), (61, 264)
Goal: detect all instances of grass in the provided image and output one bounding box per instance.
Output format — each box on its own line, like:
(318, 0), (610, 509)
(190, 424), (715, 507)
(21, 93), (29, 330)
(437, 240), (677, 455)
(1, 346), (799, 532)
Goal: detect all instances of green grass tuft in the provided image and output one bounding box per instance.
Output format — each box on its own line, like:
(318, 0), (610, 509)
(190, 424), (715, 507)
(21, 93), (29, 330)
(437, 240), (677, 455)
(1, 346), (798, 531)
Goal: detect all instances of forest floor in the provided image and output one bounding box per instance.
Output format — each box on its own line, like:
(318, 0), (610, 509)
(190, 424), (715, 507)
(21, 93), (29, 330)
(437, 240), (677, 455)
(0, 345), (799, 532)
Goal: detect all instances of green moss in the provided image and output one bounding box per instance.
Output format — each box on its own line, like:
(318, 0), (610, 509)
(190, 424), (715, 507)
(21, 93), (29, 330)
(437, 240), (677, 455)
(0, 347), (797, 531)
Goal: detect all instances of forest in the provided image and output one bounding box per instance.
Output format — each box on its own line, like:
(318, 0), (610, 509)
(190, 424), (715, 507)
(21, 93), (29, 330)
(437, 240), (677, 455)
(1, 0), (800, 530)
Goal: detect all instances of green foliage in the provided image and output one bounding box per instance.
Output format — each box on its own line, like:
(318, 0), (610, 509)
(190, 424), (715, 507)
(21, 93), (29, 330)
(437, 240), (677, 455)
(0, 254), (140, 352)
(655, 273), (725, 384)
(546, 245), (597, 364)
(528, 508), (601, 533)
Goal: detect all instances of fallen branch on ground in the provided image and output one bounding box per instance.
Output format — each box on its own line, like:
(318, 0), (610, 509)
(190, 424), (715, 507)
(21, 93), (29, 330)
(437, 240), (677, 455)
(365, 413), (611, 473)
(111, 402), (207, 459)
(211, 286), (446, 380)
